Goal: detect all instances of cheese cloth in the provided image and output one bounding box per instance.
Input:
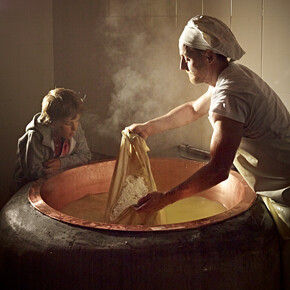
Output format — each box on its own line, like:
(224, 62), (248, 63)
(179, 15), (245, 61)
(105, 128), (163, 225)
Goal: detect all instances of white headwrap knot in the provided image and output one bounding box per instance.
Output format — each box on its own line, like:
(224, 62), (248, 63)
(179, 15), (245, 61)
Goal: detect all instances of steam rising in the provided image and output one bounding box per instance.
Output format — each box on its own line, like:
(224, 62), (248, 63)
(84, 17), (209, 156)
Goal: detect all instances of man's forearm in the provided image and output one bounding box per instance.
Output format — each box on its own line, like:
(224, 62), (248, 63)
(145, 102), (203, 136)
(163, 161), (229, 205)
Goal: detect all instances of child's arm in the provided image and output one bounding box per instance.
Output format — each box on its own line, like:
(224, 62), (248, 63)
(18, 131), (48, 181)
(59, 123), (92, 170)
(42, 158), (61, 176)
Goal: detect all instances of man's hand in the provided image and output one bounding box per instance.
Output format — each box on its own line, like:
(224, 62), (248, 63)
(127, 123), (150, 139)
(134, 191), (170, 213)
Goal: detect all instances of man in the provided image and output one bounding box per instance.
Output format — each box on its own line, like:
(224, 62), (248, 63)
(128, 15), (290, 238)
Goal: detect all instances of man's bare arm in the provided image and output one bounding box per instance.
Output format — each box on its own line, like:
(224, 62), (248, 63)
(128, 86), (213, 139)
(136, 114), (243, 212)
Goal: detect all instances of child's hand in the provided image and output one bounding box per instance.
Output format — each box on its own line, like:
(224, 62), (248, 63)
(42, 158), (61, 177)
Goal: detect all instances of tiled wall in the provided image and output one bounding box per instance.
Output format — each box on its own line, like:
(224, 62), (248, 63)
(0, 0), (289, 207)
(52, 0), (290, 156)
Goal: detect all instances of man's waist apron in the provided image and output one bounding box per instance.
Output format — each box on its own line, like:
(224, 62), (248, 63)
(234, 136), (290, 239)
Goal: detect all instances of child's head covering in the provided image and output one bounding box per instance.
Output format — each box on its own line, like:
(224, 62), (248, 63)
(179, 15), (245, 61)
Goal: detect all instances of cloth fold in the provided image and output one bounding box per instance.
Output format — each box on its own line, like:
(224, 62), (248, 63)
(262, 196), (290, 240)
(105, 128), (163, 225)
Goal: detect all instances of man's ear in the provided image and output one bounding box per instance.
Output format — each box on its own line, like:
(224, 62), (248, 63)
(204, 50), (215, 63)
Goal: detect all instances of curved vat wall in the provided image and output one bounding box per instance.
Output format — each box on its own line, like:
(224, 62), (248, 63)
(0, 158), (281, 290)
(30, 158), (254, 231)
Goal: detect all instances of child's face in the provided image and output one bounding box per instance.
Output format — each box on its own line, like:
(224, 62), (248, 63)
(51, 114), (80, 139)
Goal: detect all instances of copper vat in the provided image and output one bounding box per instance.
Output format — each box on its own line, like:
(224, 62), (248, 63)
(30, 158), (254, 231)
(0, 158), (281, 289)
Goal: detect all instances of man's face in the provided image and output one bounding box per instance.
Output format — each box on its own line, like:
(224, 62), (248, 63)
(51, 114), (80, 139)
(179, 45), (208, 84)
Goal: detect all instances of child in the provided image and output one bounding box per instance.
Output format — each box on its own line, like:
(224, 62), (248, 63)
(12, 88), (92, 192)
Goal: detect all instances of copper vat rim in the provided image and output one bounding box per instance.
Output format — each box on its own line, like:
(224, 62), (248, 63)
(28, 158), (257, 232)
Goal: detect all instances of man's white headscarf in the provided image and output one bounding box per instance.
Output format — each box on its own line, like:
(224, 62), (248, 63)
(179, 15), (245, 61)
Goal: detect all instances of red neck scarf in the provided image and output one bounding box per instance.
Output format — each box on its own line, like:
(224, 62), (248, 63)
(53, 136), (70, 158)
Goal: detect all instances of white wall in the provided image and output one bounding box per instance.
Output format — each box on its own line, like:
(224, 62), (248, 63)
(208, 0), (290, 110)
(79, 0), (290, 156)
(0, 0), (289, 208)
